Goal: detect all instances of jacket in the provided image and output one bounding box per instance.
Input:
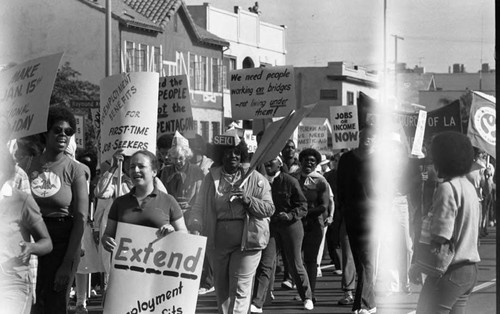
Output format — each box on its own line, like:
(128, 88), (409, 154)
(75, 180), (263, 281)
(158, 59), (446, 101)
(190, 166), (275, 251)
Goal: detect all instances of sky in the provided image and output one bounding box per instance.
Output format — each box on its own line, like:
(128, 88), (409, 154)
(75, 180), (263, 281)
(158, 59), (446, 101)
(185, 0), (496, 73)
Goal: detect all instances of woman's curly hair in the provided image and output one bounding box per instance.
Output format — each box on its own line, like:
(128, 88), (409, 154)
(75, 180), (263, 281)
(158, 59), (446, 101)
(431, 131), (474, 178)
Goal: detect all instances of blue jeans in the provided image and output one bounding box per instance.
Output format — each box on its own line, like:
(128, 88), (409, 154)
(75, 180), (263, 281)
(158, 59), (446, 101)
(417, 263), (478, 314)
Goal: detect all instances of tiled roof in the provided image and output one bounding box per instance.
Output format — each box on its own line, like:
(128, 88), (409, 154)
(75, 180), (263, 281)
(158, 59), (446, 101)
(123, 0), (181, 29)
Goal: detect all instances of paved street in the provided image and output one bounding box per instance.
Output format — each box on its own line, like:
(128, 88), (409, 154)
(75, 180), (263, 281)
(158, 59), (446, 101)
(71, 226), (496, 314)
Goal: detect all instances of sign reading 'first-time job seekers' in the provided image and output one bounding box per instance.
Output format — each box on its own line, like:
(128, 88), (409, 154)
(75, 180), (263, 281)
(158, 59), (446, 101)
(104, 223), (206, 314)
(230, 66), (296, 120)
(100, 72), (159, 162)
(0, 52), (63, 139)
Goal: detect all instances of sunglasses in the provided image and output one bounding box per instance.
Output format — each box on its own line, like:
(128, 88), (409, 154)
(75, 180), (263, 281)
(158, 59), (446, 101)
(51, 126), (75, 136)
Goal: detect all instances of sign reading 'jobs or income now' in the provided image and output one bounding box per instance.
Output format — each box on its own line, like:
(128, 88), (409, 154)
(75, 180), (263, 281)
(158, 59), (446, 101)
(330, 105), (359, 150)
(230, 66), (296, 120)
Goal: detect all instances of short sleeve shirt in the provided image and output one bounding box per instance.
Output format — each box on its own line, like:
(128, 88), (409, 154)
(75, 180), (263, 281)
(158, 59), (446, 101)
(27, 155), (85, 216)
(108, 187), (183, 228)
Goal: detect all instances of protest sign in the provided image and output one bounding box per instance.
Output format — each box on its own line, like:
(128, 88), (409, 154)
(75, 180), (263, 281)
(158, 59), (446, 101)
(74, 114), (85, 149)
(394, 101), (461, 147)
(104, 223), (206, 314)
(157, 75), (195, 138)
(297, 125), (329, 154)
(0, 52), (63, 138)
(330, 105), (359, 149)
(411, 110), (427, 157)
(467, 91), (496, 158)
(230, 66), (296, 119)
(100, 72), (159, 162)
(244, 129), (258, 153)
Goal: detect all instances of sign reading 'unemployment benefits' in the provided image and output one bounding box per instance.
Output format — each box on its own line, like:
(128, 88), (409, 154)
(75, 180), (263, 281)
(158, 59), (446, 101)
(330, 105), (359, 150)
(100, 72), (159, 162)
(104, 223), (206, 314)
(230, 66), (296, 119)
(0, 52), (63, 139)
(157, 75), (195, 138)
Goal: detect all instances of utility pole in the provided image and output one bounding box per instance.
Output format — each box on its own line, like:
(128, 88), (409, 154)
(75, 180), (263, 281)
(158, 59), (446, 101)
(391, 34), (404, 101)
(105, 0), (112, 77)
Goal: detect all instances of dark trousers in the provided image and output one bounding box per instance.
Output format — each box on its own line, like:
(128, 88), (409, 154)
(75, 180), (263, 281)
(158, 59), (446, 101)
(200, 254), (214, 289)
(302, 218), (324, 298)
(32, 218), (79, 314)
(345, 217), (376, 311)
(252, 221), (312, 307)
(339, 220), (356, 291)
(417, 263), (477, 314)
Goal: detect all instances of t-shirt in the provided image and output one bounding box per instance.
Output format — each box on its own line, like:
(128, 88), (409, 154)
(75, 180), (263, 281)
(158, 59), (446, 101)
(108, 187), (183, 228)
(431, 176), (481, 264)
(27, 155), (85, 217)
(0, 183), (43, 277)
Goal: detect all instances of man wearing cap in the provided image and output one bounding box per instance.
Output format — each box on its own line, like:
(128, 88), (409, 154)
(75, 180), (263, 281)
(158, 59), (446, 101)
(251, 156), (314, 312)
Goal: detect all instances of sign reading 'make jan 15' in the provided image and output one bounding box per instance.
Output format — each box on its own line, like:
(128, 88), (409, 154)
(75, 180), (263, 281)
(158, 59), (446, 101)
(0, 52), (63, 139)
(230, 66), (296, 120)
(104, 223), (206, 314)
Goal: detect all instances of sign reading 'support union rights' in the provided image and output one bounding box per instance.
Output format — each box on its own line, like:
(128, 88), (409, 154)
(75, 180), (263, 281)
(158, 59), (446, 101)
(104, 223), (206, 314)
(230, 66), (296, 120)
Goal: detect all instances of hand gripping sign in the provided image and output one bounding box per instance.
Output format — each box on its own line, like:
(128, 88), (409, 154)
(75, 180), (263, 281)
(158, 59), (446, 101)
(104, 223), (206, 314)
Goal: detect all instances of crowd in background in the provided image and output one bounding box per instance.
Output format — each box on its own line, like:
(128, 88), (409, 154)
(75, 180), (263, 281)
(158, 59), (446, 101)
(0, 105), (496, 314)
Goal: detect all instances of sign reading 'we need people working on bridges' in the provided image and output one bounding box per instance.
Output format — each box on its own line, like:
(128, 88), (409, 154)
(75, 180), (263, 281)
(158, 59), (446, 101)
(230, 66), (296, 119)
(104, 223), (206, 314)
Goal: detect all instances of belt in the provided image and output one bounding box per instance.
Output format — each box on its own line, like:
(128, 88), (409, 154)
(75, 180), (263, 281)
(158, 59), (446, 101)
(217, 218), (244, 222)
(43, 216), (72, 222)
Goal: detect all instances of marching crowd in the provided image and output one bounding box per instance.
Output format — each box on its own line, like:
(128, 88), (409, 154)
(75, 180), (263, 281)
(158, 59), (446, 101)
(0, 105), (496, 314)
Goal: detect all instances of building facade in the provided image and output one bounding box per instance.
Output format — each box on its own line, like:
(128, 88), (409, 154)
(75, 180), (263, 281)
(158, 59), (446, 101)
(188, 3), (287, 127)
(2, 0), (229, 142)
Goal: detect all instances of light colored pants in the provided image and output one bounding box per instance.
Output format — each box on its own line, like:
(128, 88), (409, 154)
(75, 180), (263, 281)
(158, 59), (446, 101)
(213, 221), (262, 314)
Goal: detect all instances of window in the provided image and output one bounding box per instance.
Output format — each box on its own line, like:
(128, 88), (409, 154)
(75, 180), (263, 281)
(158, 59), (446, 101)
(125, 41), (134, 72)
(123, 41), (162, 73)
(135, 44), (147, 72)
(320, 89), (338, 100)
(200, 56), (207, 91)
(223, 56), (237, 89)
(193, 120), (198, 134)
(212, 58), (222, 92)
(347, 91), (355, 105)
(212, 122), (220, 137)
(189, 53), (197, 90)
(200, 121), (209, 142)
(152, 46), (161, 73)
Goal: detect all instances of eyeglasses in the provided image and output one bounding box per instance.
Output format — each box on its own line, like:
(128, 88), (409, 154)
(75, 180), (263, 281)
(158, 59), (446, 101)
(51, 126), (75, 136)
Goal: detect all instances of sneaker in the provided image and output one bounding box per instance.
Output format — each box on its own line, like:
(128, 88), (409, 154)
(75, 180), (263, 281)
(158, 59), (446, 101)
(358, 307), (377, 314)
(269, 291), (275, 300)
(250, 304), (263, 313)
(293, 294), (302, 301)
(90, 289), (98, 297)
(198, 286), (215, 295)
(317, 267), (322, 277)
(338, 291), (354, 305)
(75, 305), (88, 314)
(69, 287), (76, 300)
(281, 280), (295, 290)
(333, 268), (343, 275)
(304, 299), (314, 310)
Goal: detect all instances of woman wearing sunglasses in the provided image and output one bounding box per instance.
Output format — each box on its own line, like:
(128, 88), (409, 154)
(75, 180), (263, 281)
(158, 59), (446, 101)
(27, 106), (89, 313)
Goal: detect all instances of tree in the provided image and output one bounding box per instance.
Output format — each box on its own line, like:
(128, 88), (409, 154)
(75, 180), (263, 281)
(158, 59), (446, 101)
(50, 62), (100, 157)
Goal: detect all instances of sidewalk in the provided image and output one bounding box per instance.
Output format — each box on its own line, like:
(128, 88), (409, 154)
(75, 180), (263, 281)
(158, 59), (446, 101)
(69, 226), (496, 313)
